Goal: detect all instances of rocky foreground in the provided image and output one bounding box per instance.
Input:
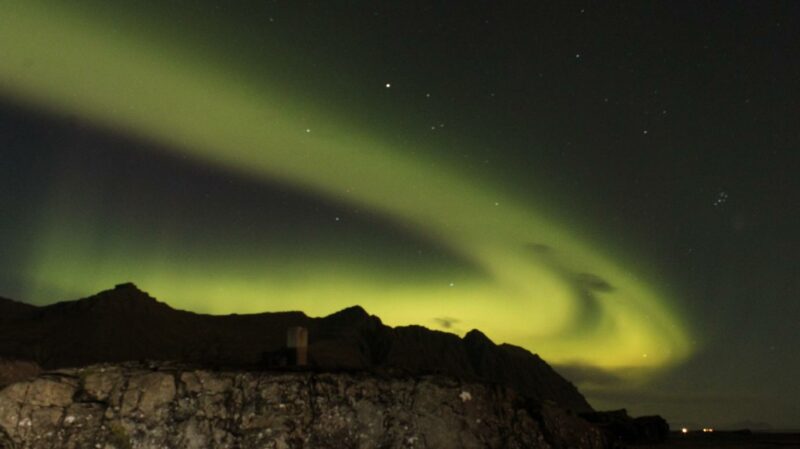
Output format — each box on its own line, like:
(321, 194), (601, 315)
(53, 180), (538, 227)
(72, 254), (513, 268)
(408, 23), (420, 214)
(0, 362), (609, 449)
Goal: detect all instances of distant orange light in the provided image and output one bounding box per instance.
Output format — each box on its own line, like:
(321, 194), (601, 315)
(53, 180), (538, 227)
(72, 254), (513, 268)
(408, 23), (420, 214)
(681, 428), (688, 434)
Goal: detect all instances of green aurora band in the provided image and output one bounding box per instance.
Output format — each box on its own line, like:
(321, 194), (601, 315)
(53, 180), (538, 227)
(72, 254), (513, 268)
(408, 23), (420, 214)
(0, 3), (691, 377)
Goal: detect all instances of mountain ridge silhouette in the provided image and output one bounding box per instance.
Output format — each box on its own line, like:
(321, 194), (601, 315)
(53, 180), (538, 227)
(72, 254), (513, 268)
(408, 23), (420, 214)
(0, 282), (592, 412)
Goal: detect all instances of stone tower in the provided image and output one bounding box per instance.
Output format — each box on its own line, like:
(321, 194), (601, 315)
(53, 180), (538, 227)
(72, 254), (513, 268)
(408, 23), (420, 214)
(286, 326), (308, 366)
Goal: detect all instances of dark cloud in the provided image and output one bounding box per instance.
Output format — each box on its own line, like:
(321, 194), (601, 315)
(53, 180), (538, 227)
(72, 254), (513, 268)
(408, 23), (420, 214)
(433, 317), (460, 329)
(576, 272), (614, 292)
(527, 243), (553, 254)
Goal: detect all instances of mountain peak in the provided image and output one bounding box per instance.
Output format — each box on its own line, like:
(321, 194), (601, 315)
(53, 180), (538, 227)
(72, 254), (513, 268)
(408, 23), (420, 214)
(464, 329), (493, 345)
(114, 282), (140, 291)
(326, 305), (371, 322)
(80, 283), (168, 313)
(99, 282), (152, 300)
(335, 305), (368, 315)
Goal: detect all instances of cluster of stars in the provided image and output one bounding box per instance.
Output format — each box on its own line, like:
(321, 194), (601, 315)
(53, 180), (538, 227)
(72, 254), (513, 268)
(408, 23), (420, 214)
(713, 191), (729, 207)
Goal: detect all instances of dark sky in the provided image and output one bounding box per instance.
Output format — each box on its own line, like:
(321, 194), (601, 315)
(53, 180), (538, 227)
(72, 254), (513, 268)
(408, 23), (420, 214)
(1, 1), (798, 429)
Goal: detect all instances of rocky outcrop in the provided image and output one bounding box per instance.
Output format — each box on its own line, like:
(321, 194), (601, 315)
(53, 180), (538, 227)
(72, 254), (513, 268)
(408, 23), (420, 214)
(0, 284), (591, 413)
(0, 363), (609, 449)
(461, 330), (590, 413)
(0, 360), (41, 388)
(581, 409), (669, 445)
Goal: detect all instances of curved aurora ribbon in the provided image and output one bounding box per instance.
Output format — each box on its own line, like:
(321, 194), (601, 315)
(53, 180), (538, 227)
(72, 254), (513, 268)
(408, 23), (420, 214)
(0, 3), (691, 374)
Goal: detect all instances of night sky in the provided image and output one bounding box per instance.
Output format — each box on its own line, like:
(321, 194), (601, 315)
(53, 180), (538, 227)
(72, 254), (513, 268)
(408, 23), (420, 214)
(1, 1), (798, 429)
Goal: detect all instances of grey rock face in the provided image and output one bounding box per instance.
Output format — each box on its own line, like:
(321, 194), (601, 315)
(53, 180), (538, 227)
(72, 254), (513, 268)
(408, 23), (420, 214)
(0, 363), (608, 449)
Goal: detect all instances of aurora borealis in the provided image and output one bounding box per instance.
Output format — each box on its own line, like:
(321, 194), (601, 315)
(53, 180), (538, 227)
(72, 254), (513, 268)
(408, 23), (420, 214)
(2, 1), (799, 429)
